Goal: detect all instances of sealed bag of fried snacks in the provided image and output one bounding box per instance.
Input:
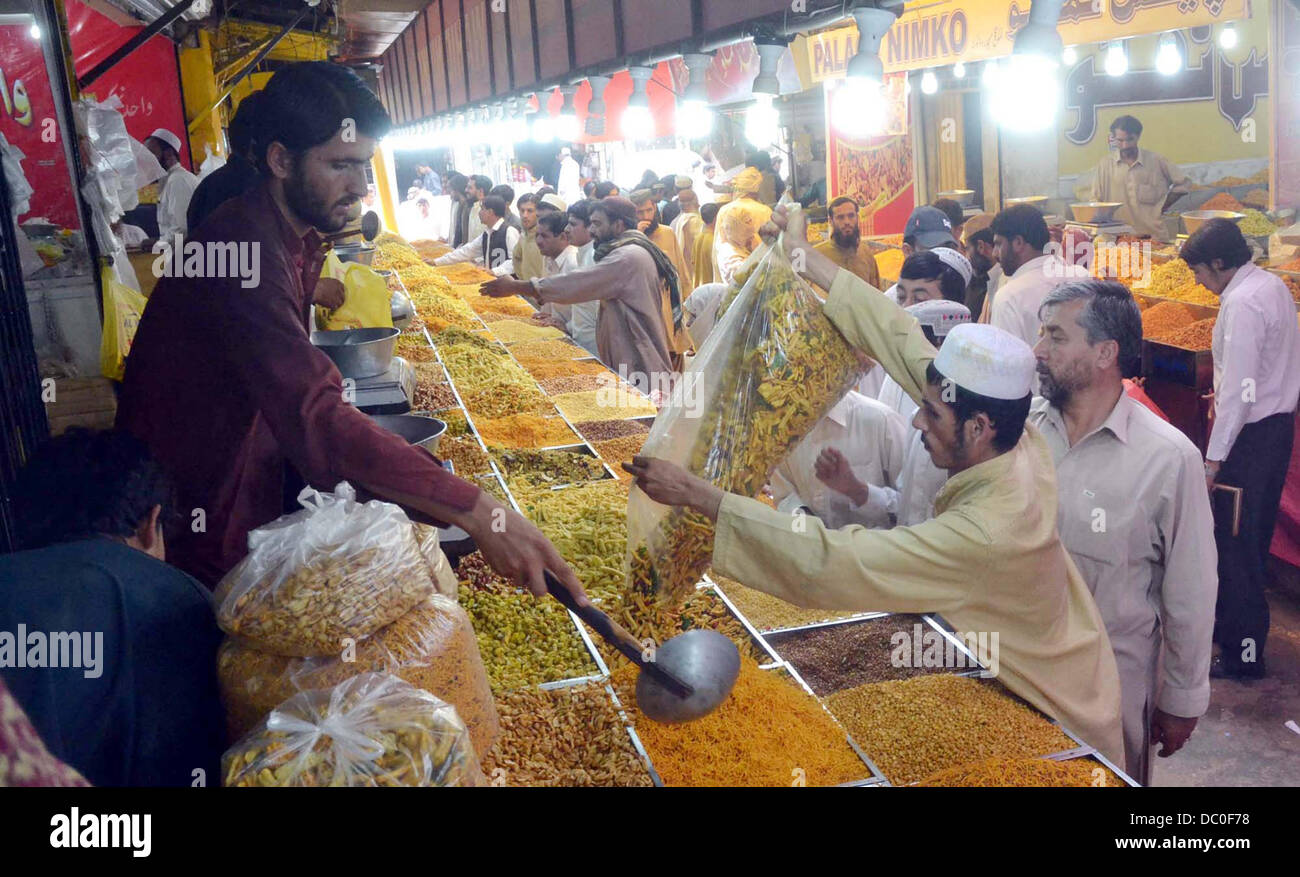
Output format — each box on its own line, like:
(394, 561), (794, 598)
(214, 482), (434, 656)
(217, 595), (499, 758)
(222, 673), (485, 787)
(625, 238), (861, 606)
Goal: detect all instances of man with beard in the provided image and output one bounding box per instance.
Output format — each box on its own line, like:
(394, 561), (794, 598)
(623, 204), (1125, 767)
(1030, 279), (1215, 783)
(961, 212), (1002, 322)
(814, 196), (880, 289)
(116, 63), (589, 612)
(1090, 115), (1189, 240)
(481, 197), (677, 395)
(632, 188), (693, 358)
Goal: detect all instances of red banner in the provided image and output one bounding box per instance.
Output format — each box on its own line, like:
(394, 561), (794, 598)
(0, 22), (80, 228)
(66, 0), (190, 168)
(826, 74), (914, 235)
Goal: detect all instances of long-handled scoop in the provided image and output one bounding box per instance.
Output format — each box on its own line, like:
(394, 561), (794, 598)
(544, 571), (740, 723)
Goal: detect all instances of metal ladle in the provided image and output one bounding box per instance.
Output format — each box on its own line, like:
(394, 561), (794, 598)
(545, 571), (741, 723)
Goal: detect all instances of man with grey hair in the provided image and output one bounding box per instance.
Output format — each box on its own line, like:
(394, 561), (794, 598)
(1030, 278), (1217, 785)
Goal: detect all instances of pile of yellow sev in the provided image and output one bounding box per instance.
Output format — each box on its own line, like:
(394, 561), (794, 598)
(612, 658), (867, 787)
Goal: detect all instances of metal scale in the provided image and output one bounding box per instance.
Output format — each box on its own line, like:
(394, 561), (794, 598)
(351, 358), (417, 414)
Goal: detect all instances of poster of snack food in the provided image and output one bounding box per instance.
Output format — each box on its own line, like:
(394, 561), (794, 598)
(826, 72), (914, 235)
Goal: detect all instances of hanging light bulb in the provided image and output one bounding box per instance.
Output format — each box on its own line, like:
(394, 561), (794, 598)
(1219, 22), (1238, 50)
(1104, 41), (1128, 77)
(29, 23), (40, 39)
(531, 90), (556, 143)
(622, 67), (656, 141)
(982, 59), (1000, 86)
(1062, 45), (1077, 65)
(833, 7), (896, 140)
(953, 61), (966, 79)
(1155, 33), (1182, 76)
(678, 53), (715, 139)
(991, 1), (1064, 132)
(831, 77), (888, 140)
(745, 94), (780, 148)
(555, 86), (580, 141)
(920, 69), (938, 94)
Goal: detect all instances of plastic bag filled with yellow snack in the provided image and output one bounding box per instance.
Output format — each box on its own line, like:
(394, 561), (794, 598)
(213, 482), (434, 657)
(222, 672), (485, 787)
(217, 594), (498, 758)
(625, 240), (861, 607)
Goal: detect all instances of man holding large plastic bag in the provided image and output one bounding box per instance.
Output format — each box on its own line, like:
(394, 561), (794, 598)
(624, 205), (1124, 767)
(117, 63), (588, 611)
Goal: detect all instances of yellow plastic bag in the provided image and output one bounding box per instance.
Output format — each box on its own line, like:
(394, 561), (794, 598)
(315, 260), (394, 330)
(99, 264), (148, 381)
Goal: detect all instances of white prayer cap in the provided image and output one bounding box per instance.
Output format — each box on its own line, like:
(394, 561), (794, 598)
(149, 128), (182, 154)
(932, 245), (973, 286)
(907, 299), (971, 339)
(933, 323), (1035, 400)
(540, 193), (568, 212)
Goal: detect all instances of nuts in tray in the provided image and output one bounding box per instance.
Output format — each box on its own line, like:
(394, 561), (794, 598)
(222, 673), (484, 787)
(480, 683), (653, 787)
(825, 674), (1077, 785)
(490, 447), (608, 491)
(707, 571), (862, 632)
(766, 614), (942, 695)
(574, 418), (652, 442)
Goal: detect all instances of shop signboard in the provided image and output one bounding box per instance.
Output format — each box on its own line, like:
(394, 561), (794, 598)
(795, 0), (1250, 81)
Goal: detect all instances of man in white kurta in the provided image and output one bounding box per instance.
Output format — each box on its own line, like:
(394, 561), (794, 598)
(1031, 279), (1216, 784)
(989, 204), (1089, 349)
(144, 128), (199, 243)
(625, 206), (1124, 766)
(865, 299), (971, 526)
(770, 390), (908, 530)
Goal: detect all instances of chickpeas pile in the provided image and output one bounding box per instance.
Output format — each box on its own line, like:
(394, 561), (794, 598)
(825, 674), (1077, 785)
(479, 683), (653, 787)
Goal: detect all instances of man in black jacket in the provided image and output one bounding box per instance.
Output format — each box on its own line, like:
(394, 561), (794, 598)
(0, 429), (225, 786)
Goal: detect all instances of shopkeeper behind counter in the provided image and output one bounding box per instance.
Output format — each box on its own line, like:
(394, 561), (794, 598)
(117, 62), (588, 608)
(624, 205), (1125, 766)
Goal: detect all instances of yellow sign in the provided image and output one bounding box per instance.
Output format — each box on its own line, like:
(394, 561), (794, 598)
(796, 0), (1250, 80)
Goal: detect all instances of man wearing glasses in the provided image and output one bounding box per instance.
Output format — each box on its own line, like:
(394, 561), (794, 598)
(1089, 115), (1190, 240)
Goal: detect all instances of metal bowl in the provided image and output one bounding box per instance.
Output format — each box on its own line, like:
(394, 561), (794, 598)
(1071, 201), (1123, 223)
(1182, 210), (1245, 235)
(311, 326), (400, 378)
(938, 189), (975, 207)
(368, 414), (447, 454)
(333, 242), (376, 265)
(1005, 195), (1048, 210)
